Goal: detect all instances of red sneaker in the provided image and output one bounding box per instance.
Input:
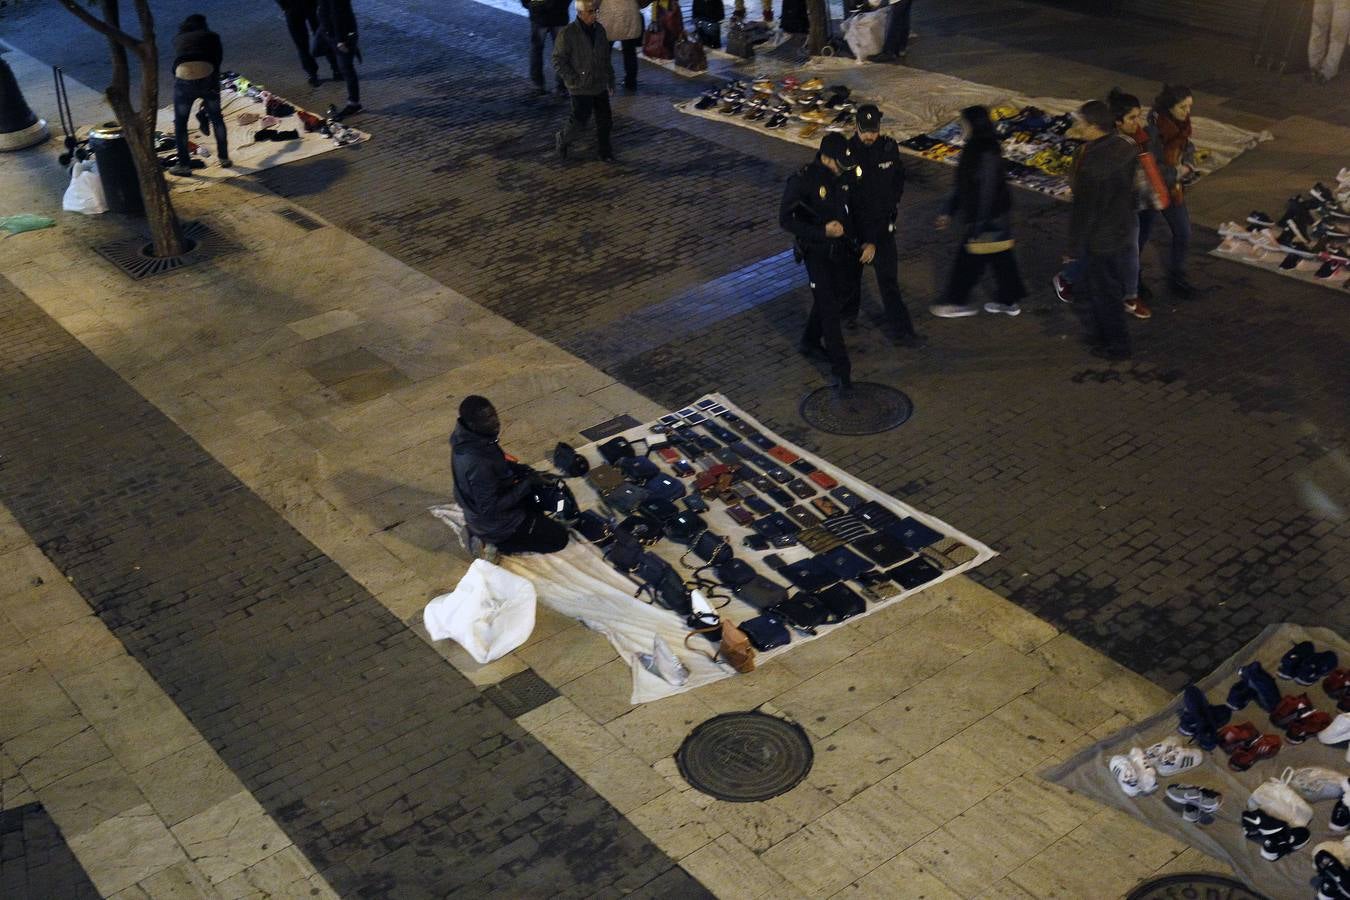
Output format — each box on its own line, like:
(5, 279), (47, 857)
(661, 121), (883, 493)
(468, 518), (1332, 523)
(1218, 721), (1260, 753)
(1228, 733), (1281, 771)
(1124, 297), (1153, 320)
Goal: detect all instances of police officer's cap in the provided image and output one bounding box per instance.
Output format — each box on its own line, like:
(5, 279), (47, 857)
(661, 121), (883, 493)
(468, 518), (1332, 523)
(819, 132), (849, 161)
(857, 105), (882, 132)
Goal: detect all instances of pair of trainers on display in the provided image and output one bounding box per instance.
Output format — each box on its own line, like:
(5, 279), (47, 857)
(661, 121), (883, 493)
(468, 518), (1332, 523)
(1317, 837), (1350, 900)
(1278, 641), (1341, 685)
(1216, 721), (1282, 771)
(1266, 693), (1335, 744)
(1178, 683), (1234, 750)
(1163, 783), (1222, 824)
(1108, 739), (1203, 797)
(1245, 769), (1316, 861)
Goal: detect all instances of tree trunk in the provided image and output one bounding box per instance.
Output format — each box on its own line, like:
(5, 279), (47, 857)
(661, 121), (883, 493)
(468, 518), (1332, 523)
(806, 0), (828, 54)
(87, 0), (185, 258)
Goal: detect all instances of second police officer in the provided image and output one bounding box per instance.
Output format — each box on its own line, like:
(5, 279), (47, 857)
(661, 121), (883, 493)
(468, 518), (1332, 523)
(780, 132), (859, 398)
(840, 104), (923, 346)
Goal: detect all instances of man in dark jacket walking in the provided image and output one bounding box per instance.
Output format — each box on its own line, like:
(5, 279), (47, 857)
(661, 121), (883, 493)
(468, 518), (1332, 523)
(523, 0), (571, 95)
(1068, 100), (1141, 361)
(840, 104), (921, 345)
(781, 132), (858, 397)
(451, 396), (569, 556)
(169, 14), (230, 177)
(553, 0), (616, 162)
(316, 0), (361, 119)
(275, 0), (339, 87)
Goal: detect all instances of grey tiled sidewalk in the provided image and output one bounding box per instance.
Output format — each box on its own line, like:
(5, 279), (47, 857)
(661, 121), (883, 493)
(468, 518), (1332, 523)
(0, 276), (705, 898)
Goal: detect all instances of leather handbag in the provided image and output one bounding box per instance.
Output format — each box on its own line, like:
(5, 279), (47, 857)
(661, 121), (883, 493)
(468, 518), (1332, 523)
(686, 530), (733, 565)
(644, 473), (687, 501)
(573, 509), (614, 546)
(817, 583), (866, 621)
(603, 483), (649, 514)
(619, 455), (661, 484)
(768, 593), (831, 635)
(887, 517), (945, 551)
(664, 511), (706, 545)
(739, 614), (791, 651)
(684, 619), (756, 673)
(725, 18), (754, 59)
(889, 557), (942, 590)
(713, 557), (756, 588)
(923, 537), (978, 569)
(605, 531), (644, 572)
(732, 573), (788, 610)
(643, 20), (670, 59)
(616, 513), (663, 546)
(638, 497), (680, 522)
(818, 546), (873, 581)
(600, 436), (644, 464)
(587, 464), (625, 493)
(553, 442), (590, 477)
(693, 18), (721, 49)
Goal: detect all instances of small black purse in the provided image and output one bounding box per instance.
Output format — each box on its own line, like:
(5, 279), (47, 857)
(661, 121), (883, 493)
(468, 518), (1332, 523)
(739, 614), (791, 651)
(553, 442), (590, 477)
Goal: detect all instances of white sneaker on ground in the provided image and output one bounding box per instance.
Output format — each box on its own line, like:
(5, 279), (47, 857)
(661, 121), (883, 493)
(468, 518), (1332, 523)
(1144, 739), (1203, 776)
(1109, 753), (1144, 797)
(983, 301), (1021, 316)
(929, 303), (980, 318)
(1320, 712), (1350, 745)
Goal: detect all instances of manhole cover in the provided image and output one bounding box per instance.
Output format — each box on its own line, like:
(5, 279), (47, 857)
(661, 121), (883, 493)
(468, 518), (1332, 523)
(799, 382), (913, 435)
(482, 669), (558, 719)
(676, 711), (813, 802)
(1126, 874), (1270, 900)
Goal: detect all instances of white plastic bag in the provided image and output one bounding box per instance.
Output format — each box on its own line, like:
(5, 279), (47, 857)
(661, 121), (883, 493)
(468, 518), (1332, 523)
(62, 160), (107, 215)
(423, 559), (536, 664)
(840, 6), (892, 61)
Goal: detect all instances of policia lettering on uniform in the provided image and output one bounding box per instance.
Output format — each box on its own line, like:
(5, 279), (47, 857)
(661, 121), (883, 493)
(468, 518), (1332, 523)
(780, 132), (860, 396)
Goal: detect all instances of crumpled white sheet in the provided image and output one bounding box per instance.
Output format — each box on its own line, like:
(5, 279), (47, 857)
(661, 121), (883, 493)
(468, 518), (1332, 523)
(431, 393), (996, 704)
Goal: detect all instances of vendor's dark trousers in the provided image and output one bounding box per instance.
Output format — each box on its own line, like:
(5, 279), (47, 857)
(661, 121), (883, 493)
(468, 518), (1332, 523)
(881, 0), (912, 55)
(284, 5), (337, 77)
(803, 252), (852, 383)
(1138, 204), (1191, 280)
(531, 25), (562, 89)
(617, 37), (640, 89)
(332, 48), (360, 103)
(1084, 249), (1132, 355)
(560, 92), (613, 156)
(943, 246), (1026, 307)
(842, 229), (915, 334)
(496, 513), (569, 555)
(173, 78), (228, 166)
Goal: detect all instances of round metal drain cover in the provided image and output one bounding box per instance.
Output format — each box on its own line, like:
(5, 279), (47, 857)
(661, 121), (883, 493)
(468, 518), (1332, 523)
(1126, 874), (1270, 900)
(799, 382), (913, 436)
(675, 711), (813, 802)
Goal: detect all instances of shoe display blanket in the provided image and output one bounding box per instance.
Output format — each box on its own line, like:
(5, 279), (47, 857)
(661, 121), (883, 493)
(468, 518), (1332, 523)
(1210, 175), (1350, 294)
(429, 393), (994, 705)
(153, 72), (370, 193)
(675, 64), (1270, 203)
(1043, 623), (1350, 899)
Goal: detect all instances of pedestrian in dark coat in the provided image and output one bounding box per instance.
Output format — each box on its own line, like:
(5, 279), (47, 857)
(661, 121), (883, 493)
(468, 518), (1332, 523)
(315, 0), (361, 118)
(451, 396), (569, 555)
(523, 0), (572, 94)
(929, 105), (1027, 319)
(553, 0), (617, 162)
(169, 14), (230, 176)
(275, 0), (339, 86)
(1140, 83), (1196, 297)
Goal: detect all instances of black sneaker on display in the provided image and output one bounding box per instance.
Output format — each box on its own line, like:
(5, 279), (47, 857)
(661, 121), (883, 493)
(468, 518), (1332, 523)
(1332, 798), (1350, 832)
(1261, 827), (1310, 861)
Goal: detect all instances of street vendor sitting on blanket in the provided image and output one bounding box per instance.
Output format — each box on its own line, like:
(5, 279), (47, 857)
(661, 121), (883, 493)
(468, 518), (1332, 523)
(451, 395), (569, 556)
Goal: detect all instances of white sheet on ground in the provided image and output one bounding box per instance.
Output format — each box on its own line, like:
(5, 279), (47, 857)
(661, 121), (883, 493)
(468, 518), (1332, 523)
(430, 393), (995, 704)
(423, 559), (537, 663)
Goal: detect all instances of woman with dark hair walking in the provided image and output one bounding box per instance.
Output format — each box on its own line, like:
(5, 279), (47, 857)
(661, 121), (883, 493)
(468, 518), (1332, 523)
(930, 105), (1027, 318)
(1141, 83), (1196, 297)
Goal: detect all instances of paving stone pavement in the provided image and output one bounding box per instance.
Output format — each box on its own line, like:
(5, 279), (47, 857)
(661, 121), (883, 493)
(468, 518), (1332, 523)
(0, 804), (100, 899)
(10, 0), (1345, 688)
(0, 275), (708, 898)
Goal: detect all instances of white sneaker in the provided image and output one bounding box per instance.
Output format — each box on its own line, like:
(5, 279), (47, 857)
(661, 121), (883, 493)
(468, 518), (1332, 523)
(928, 303), (980, 318)
(1143, 739), (1203, 776)
(1290, 767), (1350, 802)
(983, 302), (1021, 316)
(1130, 747), (1158, 795)
(1320, 712), (1350, 745)
(1250, 769), (1315, 828)
(1109, 753), (1146, 797)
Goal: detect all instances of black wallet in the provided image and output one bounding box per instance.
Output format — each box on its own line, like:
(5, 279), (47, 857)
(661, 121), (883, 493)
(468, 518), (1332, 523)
(855, 500), (899, 529)
(787, 478), (816, 500)
(817, 582), (867, 621)
(780, 557), (839, 592)
(734, 573), (790, 610)
(886, 517), (945, 551)
(818, 546), (874, 581)
(888, 557), (942, 590)
(714, 558), (756, 587)
(851, 532), (913, 568)
(830, 486), (864, 509)
(769, 593), (831, 634)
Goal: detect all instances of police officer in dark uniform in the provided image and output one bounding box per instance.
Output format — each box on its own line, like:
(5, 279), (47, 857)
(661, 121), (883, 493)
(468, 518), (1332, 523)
(841, 104), (922, 345)
(780, 132), (858, 397)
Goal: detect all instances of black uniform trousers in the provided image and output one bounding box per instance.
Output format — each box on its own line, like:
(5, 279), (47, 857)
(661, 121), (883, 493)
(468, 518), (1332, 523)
(842, 227), (915, 334)
(802, 251), (852, 383)
(283, 2), (337, 78)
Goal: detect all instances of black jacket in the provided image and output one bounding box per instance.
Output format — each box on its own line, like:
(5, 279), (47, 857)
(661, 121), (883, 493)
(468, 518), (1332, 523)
(451, 421), (534, 543)
(173, 20), (223, 75)
(1070, 133), (1139, 255)
(845, 133), (905, 243)
(780, 158), (854, 258)
(554, 18), (614, 95)
(944, 138), (1012, 242)
(522, 0), (570, 28)
(316, 0), (358, 49)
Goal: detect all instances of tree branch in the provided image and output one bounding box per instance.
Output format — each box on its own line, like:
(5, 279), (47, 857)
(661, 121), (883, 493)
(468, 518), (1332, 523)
(54, 0), (141, 51)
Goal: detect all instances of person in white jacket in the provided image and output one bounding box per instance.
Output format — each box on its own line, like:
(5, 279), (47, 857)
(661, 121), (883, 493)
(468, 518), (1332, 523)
(597, 0), (644, 91)
(1309, 0), (1350, 83)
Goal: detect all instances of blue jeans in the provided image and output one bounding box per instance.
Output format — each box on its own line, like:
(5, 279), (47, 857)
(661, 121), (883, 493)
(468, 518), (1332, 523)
(1063, 219), (1141, 298)
(530, 24), (562, 89)
(173, 77), (228, 166)
(880, 0), (912, 55)
(1139, 203), (1191, 281)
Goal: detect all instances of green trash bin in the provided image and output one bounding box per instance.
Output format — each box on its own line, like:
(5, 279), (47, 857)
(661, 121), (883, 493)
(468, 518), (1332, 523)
(87, 123), (145, 216)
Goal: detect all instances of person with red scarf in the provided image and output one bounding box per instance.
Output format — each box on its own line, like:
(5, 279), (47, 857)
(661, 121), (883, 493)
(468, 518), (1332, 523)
(1141, 84), (1196, 298)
